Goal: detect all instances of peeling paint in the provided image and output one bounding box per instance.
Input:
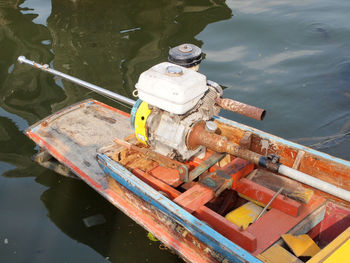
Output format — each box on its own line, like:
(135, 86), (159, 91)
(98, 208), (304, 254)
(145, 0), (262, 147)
(260, 140), (269, 155)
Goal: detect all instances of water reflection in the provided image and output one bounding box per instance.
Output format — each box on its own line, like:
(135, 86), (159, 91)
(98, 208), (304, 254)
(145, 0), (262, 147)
(226, 0), (312, 15)
(0, 0), (61, 182)
(40, 1), (231, 260)
(0, 0), (233, 262)
(3, 0), (348, 261)
(244, 49), (322, 73)
(19, 0), (52, 25)
(46, 0), (232, 110)
(0, 0), (62, 125)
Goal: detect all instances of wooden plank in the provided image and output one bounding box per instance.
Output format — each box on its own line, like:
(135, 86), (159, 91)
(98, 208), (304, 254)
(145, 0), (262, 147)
(257, 244), (303, 263)
(180, 181), (197, 191)
(247, 195), (326, 256)
(131, 167), (257, 252)
(248, 169), (313, 203)
(308, 202), (350, 247)
(149, 166), (183, 187)
(273, 204), (326, 247)
(239, 131), (253, 149)
(236, 178), (302, 217)
(218, 154), (231, 168)
(194, 206), (257, 252)
(307, 227), (350, 263)
(133, 169), (180, 200)
(100, 154), (260, 261)
(282, 234), (320, 257)
(197, 158), (254, 198)
(188, 152), (225, 181)
(199, 170), (233, 197)
(106, 174), (217, 263)
(174, 184), (215, 213)
(221, 158), (254, 189)
(292, 150), (305, 170)
(324, 239), (350, 263)
(183, 157), (253, 192)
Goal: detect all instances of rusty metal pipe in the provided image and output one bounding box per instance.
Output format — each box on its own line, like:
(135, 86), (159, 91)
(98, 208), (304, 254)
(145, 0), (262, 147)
(187, 122), (278, 171)
(216, 97), (266, 121)
(187, 122), (350, 202)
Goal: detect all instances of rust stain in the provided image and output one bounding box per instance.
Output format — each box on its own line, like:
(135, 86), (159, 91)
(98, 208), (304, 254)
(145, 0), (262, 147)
(111, 146), (158, 173)
(216, 97), (266, 121)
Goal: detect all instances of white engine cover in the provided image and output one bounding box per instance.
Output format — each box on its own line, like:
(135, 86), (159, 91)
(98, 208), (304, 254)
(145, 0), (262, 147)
(136, 62), (208, 114)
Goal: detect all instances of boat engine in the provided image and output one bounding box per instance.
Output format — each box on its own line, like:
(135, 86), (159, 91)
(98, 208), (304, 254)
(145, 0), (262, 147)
(130, 44), (265, 161)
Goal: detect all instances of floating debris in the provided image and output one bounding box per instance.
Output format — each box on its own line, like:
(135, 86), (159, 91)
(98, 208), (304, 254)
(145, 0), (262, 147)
(147, 232), (159, 242)
(83, 214), (106, 227)
(120, 27), (141, 34)
(8, 64), (14, 74)
(4, 238), (8, 244)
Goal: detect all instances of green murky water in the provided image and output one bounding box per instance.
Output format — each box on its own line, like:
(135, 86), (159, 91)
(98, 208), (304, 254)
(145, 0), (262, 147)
(1, 0), (350, 262)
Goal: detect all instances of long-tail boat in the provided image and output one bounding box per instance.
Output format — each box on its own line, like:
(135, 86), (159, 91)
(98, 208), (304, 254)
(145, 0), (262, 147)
(18, 44), (350, 263)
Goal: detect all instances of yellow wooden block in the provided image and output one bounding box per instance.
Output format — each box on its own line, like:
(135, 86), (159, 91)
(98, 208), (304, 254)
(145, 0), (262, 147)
(282, 234), (321, 257)
(308, 227), (350, 263)
(225, 202), (263, 230)
(324, 239), (350, 263)
(257, 244), (303, 263)
(238, 193), (267, 208)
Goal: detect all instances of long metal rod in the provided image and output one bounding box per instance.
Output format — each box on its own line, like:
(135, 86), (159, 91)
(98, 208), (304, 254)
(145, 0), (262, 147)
(278, 164), (350, 202)
(254, 187), (284, 223)
(17, 56), (136, 106)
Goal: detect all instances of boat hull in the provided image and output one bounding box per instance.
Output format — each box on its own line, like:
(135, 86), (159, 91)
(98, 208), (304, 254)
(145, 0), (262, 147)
(26, 99), (257, 262)
(26, 99), (350, 262)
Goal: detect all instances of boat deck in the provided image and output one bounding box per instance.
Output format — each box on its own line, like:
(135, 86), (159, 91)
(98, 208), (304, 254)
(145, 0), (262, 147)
(27, 100), (132, 189)
(26, 99), (350, 263)
(27, 99), (246, 263)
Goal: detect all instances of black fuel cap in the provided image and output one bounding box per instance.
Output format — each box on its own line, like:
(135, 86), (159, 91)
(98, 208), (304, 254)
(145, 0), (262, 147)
(168, 44), (202, 68)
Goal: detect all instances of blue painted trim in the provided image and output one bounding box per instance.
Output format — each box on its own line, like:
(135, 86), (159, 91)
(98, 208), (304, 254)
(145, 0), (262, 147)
(31, 124), (42, 133)
(214, 116), (350, 168)
(97, 153), (261, 263)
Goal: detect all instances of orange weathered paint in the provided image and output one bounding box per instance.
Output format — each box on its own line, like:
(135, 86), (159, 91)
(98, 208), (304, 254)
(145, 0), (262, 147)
(247, 195), (326, 256)
(174, 184), (215, 213)
(236, 178), (302, 217)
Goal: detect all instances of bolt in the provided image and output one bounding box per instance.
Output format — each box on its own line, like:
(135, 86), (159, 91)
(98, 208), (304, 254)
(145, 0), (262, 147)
(178, 44), (193, 53)
(205, 121), (218, 133)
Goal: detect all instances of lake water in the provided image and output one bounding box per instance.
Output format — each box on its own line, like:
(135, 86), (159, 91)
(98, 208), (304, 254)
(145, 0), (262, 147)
(1, 0), (350, 262)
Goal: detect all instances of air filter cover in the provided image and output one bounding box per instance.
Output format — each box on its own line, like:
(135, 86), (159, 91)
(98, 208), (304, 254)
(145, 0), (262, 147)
(168, 44), (202, 68)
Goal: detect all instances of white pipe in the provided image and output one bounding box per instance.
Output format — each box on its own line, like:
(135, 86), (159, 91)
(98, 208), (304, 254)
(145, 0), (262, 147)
(17, 56), (136, 106)
(278, 164), (350, 202)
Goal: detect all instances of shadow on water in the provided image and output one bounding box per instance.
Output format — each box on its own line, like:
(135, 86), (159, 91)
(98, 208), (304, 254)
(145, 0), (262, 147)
(36, 171), (181, 262)
(0, 0), (232, 262)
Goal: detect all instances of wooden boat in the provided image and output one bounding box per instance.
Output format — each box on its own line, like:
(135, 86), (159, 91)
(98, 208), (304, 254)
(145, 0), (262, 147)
(26, 99), (350, 263)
